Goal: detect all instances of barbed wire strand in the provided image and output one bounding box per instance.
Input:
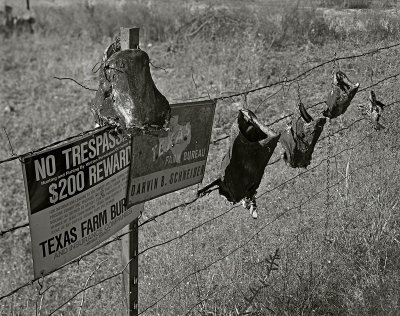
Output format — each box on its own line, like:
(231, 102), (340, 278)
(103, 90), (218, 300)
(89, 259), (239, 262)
(0, 126), (106, 165)
(263, 70), (400, 129)
(0, 45), (399, 306)
(1, 94), (397, 244)
(211, 70), (400, 145)
(9, 58), (400, 314)
(47, 257), (134, 315)
(190, 230), (204, 314)
(0, 97), (394, 245)
(213, 42), (400, 102)
(144, 116), (400, 310)
(138, 130), (376, 264)
(1, 42), (399, 166)
(0, 222), (29, 237)
(138, 196), (200, 227)
(0, 116), (371, 301)
(215, 192), (384, 315)
(138, 146), (384, 315)
(0, 114), (395, 308)
(2, 127), (16, 156)
(53, 77), (97, 92)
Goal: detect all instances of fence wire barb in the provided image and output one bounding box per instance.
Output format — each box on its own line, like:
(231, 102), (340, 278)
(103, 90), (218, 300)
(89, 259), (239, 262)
(0, 91), (397, 266)
(139, 144), (388, 314)
(48, 257), (134, 315)
(0, 126), (106, 165)
(0, 222), (29, 237)
(1, 91), (397, 259)
(2, 127), (15, 156)
(139, 129), (376, 264)
(53, 76), (97, 92)
(1, 42), (400, 165)
(211, 71), (400, 145)
(0, 116), (395, 309)
(213, 42), (400, 102)
(1, 41), (400, 312)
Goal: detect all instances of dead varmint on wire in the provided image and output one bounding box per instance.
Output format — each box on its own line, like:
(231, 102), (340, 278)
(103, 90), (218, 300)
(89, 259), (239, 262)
(280, 102), (326, 168)
(368, 90), (386, 130)
(198, 109), (280, 219)
(196, 68), (390, 219)
(358, 90), (386, 130)
(324, 70), (359, 119)
(89, 37), (384, 220)
(91, 36), (171, 132)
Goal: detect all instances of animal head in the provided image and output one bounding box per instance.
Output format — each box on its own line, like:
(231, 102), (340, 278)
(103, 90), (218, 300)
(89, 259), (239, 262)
(217, 108), (280, 203)
(238, 109), (279, 142)
(280, 104), (326, 168)
(368, 90), (385, 130)
(92, 46), (171, 131)
(324, 70), (359, 119)
(369, 90), (376, 103)
(333, 70), (359, 97)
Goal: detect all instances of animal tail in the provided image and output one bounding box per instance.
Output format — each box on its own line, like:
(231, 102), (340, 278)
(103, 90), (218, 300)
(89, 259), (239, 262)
(197, 178), (222, 197)
(299, 102), (313, 123)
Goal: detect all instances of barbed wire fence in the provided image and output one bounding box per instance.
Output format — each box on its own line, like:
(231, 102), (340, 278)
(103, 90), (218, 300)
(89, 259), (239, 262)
(1, 41), (400, 315)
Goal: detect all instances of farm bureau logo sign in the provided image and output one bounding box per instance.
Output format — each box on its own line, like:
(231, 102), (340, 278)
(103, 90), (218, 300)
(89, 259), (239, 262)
(127, 100), (216, 207)
(158, 115), (191, 163)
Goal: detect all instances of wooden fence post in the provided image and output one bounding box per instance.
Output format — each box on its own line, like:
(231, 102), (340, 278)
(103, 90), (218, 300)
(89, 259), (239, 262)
(120, 26), (142, 316)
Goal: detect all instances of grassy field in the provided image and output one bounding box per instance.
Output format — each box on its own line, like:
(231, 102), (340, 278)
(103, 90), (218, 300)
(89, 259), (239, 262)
(1, 0), (400, 315)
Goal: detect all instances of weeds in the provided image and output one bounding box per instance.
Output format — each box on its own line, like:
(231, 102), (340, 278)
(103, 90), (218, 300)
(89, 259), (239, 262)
(26, 1), (400, 47)
(1, 0), (400, 315)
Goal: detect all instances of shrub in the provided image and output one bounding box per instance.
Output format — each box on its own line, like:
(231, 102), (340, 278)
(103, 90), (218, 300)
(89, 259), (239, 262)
(322, 0), (373, 8)
(33, 2), (191, 43)
(346, 0), (373, 9)
(29, 1), (400, 47)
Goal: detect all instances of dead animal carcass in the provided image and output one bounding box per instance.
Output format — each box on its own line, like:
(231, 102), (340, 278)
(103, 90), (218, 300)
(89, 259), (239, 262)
(280, 102), (326, 168)
(368, 90), (385, 130)
(91, 39), (170, 130)
(198, 109), (280, 218)
(324, 70), (359, 119)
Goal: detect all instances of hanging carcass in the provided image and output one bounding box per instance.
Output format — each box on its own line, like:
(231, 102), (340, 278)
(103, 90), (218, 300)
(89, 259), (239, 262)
(198, 109), (280, 219)
(357, 90), (386, 130)
(323, 70), (359, 119)
(280, 102), (326, 168)
(91, 38), (171, 131)
(368, 91), (385, 130)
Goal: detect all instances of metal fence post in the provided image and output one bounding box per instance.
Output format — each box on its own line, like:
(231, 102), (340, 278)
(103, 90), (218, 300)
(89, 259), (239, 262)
(120, 26), (141, 316)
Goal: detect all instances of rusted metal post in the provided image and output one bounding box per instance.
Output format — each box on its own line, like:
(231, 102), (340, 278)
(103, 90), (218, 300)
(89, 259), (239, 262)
(120, 27), (141, 316)
(121, 217), (140, 316)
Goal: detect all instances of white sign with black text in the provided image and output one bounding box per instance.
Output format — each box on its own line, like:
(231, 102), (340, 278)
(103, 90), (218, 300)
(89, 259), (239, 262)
(21, 127), (140, 278)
